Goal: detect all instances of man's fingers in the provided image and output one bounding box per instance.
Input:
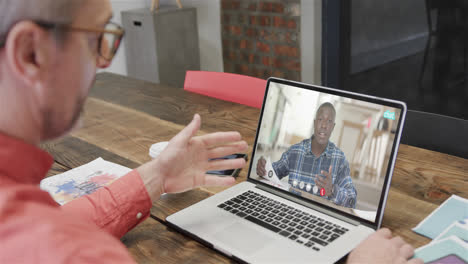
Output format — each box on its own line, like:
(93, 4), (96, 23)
(315, 178), (324, 186)
(203, 175), (236, 187)
(174, 114), (201, 144)
(320, 170), (329, 178)
(208, 157), (246, 171)
(321, 168), (332, 179)
(407, 258), (424, 264)
(314, 175), (323, 184)
(391, 236), (406, 248)
(259, 167), (266, 175)
(207, 141), (248, 159)
(256, 157), (266, 176)
(376, 228), (392, 238)
(399, 243), (415, 260)
(329, 165), (333, 174)
(315, 179), (324, 188)
(316, 175), (328, 185)
(199, 131), (242, 146)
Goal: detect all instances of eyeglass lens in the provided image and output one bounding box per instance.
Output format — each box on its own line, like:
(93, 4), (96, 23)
(100, 23), (122, 60)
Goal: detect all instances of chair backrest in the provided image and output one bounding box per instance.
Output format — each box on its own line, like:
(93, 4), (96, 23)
(183, 71), (267, 108)
(400, 110), (468, 158)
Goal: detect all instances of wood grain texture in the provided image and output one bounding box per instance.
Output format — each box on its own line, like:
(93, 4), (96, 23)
(42, 73), (467, 263)
(382, 189), (435, 248)
(122, 217), (233, 264)
(72, 97), (190, 165)
(45, 162), (70, 178)
(91, 73), (260, 144)
(392, 145), (468, 205)
(41, 136), (139, 169)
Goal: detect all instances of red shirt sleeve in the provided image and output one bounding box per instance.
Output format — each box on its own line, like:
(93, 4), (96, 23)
(62, 170), (152, 238)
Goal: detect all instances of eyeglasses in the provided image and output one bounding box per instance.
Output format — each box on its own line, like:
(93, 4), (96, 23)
(0, 21), (125, 62)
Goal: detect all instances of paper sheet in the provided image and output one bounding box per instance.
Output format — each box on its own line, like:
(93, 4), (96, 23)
(413, 236), (468, 263)
(259, 157), (290, 191)
(40, 158), (131, 205)
(433, 219), (468, 243)
(352, 209), (377, 222)
(412, 195), (468, 239)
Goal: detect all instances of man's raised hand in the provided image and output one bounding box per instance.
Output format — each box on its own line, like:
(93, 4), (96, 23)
(137, 114), (248, 201)
(315, 165), (333, 196)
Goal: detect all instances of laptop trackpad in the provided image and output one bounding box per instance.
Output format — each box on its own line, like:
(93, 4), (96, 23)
(213, 221), (272, 256)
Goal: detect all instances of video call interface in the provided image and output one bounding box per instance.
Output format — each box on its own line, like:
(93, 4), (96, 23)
(250, 82), (402, 222)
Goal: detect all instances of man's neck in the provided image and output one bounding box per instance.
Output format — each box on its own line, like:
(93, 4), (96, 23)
(310, 137), (327, 157)
(0, 81), (42, 145)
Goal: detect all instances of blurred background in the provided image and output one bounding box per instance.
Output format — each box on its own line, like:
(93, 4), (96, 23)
(251, 82), (401, 211)
(106, 0), (467, 120)
(101, 0), (465, 209)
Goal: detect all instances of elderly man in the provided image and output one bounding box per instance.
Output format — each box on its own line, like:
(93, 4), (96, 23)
(257, 102), (357, 208)
(0, 0), (421, 263)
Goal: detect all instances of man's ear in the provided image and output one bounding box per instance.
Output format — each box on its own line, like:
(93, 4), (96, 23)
(4, 21), (54, 88)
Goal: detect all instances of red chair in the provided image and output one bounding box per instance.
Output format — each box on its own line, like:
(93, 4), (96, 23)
(183, 71), (267, 108)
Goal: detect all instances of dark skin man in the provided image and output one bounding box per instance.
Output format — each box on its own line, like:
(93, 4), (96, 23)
(257, 105), (335, 196)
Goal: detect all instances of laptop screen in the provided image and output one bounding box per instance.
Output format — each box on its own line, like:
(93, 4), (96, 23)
(249, 79), (405, 224)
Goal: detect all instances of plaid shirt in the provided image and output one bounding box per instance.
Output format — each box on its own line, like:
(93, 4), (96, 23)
(272, 137), (357, 208)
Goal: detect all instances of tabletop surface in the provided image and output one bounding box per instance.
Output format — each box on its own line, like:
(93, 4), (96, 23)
(42, 73), (468, 263)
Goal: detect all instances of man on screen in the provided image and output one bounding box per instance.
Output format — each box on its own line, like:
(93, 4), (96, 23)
(257, 102), (357, 208)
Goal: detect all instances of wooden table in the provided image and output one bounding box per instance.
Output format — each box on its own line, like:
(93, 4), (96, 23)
(42, 73), (468, 263)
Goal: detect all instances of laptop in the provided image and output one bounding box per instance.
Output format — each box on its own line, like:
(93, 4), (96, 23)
(167, 78), (407, 263)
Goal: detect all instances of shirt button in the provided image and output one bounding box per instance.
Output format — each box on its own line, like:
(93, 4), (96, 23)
(136, 212), (142, 219)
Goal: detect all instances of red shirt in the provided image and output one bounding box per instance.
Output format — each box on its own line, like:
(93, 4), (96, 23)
(0, 133), (152, 263)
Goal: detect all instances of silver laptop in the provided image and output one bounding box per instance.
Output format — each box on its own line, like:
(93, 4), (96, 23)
(167, 78), (406, 263)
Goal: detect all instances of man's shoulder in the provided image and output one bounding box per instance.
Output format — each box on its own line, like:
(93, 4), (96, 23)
(327, 141), (346, 157)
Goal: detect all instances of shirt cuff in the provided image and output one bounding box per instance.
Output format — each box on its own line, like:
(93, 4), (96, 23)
(103, 169), (152, 230)
(62, 169), (153, 238)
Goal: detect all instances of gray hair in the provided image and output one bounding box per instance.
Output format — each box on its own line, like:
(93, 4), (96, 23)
(0, 0), (86, 44)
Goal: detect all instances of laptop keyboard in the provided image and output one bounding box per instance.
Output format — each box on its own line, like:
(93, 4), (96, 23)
(217, 190), (349, 251)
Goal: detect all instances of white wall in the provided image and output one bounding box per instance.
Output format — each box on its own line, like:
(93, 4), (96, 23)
(281, 86), (318, 139)
(104, 0), (223, 76)
(301, 0), (322, 85)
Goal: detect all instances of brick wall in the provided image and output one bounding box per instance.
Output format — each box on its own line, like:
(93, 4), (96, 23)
(221, 0), (301, 81)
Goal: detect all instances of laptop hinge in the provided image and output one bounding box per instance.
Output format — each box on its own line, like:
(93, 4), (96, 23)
(256, 184), (361, 226)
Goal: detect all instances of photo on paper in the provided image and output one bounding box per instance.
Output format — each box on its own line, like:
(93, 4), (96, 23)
(40, 158), (131, 205)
